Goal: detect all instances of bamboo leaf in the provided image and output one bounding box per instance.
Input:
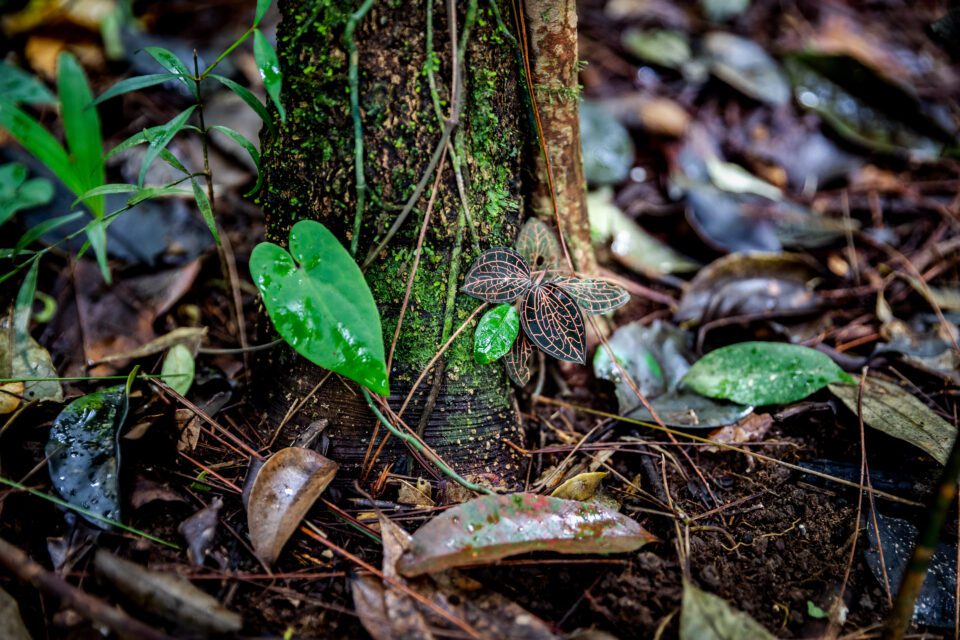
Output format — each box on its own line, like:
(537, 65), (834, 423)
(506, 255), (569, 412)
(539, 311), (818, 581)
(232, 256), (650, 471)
(57, 53), (104, 206)
(0, 102), (80, 194)
(254, 0), (272, 26)
(142, 47), (197, 97)
(253, 30), (285, 122)
(0, 60), (55, 106)
(95, 73), (179, 104)
(138, 106), (196, 186)
(208, 74), (275, 134)
(190, 178), (219, 244)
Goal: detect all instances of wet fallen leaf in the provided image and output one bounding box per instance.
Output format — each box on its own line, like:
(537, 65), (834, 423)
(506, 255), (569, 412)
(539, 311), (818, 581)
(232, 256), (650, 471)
(95, 549), (242, 635)
(379, 514), (433, 639)
(351, 574), (394, 640)
(705, 158), (783, 200)
(161, 343), (195, 396)
(1, 318), (63, 405)
(247, 447), (338, 565)
(680, 579), (775, 639)
(179, 496), (223, 566)
(397, 493), (655, 577)
(581, 101), (635, 186)
(865, 511), (955, 629)
(685, 184), (781, 253)
(588, 188), (699, 276)
(46, 385), (128, 528)
(703, 32), (790, 106)
(621, 29), (691, 69)
(94, 326), (207, 364)
(683, 341), (855, 406)
(594, 321), (753, 428)
(829, 377), (957, 465)
(550, 472), (607, 501)
(0, 584), (31, 640)
(675, 252), (819, 325)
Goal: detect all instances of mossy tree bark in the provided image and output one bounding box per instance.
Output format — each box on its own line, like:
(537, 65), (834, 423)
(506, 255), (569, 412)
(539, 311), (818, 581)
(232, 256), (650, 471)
(257, 0), (526, 490)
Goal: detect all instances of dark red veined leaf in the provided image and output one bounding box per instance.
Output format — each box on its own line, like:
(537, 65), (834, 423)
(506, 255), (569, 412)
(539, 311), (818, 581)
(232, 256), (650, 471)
(515, 218), (561, 272)
(462, 247), (532, 303)
(521, 283), (586, 364)
(503, 331), (534, 386)
(553, 276), (630, 315)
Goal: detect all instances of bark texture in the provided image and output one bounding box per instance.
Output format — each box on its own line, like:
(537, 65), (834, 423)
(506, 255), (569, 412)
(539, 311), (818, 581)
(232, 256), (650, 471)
(524, 0), (596, 274)
(256, 1), (525, 489)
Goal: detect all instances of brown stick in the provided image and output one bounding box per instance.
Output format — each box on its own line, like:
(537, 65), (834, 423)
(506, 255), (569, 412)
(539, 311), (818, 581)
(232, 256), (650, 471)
(0, 536), (176, 640)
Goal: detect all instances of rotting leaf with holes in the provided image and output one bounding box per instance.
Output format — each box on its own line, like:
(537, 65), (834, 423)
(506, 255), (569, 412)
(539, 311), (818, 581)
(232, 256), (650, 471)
(246, 447), (338, 565)
(474, 304), (520, 364)
(684, 342), (855, 406)
(515, 217), (562, 271)
(45, 385), (129, 528)
(680, 579), (775, 640)
(397, 493), (655, 577)
(251, 220), (389, 395)
(594, 321), (753, 428)
(829, 377), (957, 465)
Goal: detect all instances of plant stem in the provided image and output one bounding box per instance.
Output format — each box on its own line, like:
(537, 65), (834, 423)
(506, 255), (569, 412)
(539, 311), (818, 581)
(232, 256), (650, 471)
(361, 388), (492, 494)
(345, 0), (376, 256)
(200, 29), (253, 80)
(884, 423), (960, 639)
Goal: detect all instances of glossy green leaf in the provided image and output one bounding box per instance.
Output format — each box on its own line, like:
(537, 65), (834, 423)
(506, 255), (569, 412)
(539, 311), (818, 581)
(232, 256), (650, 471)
(684, 341), (855, 406)
(829, 378), (957, 465)
(14, 212), (85, 254)
(207, 74), (275, 134)
(0, 163), (53, 227)
(680, 579), (775, 640)
(0, 60), (55, 106)
(190, 178), (219, 244)
(95, 73), (178, 105)
(0, 102), (80, 194)
(397, 493), (656, 577)
(251, 220), (388, 395)
(58, 53), (104, 208)
(142, 47), (197, 98)
(254, 0), (272, 26)
(474, 304), (520, 364)
(253, 30), (285, 122)
(161, 344), (195, 396)
(138, 106), (196, 186)
(46, 385), (128, 528)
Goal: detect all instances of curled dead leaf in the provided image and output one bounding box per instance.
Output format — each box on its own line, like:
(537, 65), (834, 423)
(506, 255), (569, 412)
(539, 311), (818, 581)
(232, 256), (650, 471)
(246, 447), (338, 565)
(550, 472), (607, 501)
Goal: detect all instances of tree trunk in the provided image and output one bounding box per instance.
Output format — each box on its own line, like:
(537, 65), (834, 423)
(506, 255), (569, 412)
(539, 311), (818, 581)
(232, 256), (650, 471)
(256, 0), (525, 490)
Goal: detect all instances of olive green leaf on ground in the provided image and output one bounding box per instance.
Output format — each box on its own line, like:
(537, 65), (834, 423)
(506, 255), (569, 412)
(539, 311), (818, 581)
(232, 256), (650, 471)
(251, 220), (389, 395)
(246, 447), (338, 565)
(680, 579), (775, 640)
(161, 343), (195, 396)
(829, 377), (957, 465)
(46, 385), (129, 528)
(684, 341), (855, 406)
(474, 304), (520, 364)
(397, 493), (656, 577)
(95, 550), (242, 635)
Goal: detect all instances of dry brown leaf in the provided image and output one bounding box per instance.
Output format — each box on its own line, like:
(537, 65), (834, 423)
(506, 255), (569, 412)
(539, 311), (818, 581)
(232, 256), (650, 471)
(93, 326), (207, 364)
(246, 447), (338, 565)
(397, 478), (435, 507)
(550, 472), (607, 501)
(0, 382), (24, 414)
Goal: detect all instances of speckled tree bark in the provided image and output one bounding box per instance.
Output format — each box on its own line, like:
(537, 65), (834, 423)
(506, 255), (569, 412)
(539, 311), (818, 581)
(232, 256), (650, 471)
(524, 0), (596, 274)
(256, 1), (525, 489)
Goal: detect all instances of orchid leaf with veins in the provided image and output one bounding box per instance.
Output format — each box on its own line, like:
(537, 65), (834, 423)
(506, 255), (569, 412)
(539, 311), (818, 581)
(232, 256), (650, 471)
(464, 218), (629, 382)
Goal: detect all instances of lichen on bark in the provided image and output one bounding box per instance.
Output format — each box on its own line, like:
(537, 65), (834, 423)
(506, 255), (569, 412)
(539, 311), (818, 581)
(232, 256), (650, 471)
(256, 0), (526, 488)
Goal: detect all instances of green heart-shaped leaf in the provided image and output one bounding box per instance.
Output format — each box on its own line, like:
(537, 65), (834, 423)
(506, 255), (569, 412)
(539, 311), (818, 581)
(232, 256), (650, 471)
(474, 303), (520, 364)
(683, 341), (854, 406)
(251, 220), (389, 395)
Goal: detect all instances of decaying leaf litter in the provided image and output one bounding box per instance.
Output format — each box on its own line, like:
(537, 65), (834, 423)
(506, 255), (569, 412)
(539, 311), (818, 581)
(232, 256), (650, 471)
(0, 0), (959, 638)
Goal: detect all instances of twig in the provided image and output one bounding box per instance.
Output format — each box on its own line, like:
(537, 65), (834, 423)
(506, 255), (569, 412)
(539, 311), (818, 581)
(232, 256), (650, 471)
(0, 536), (176, 640)
(345, 0), (376, 256)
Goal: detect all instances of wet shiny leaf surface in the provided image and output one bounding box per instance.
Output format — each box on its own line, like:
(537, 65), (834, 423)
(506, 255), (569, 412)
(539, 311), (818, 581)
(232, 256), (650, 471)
(397, 493), (655, 577)
(474, 304), (520, 365)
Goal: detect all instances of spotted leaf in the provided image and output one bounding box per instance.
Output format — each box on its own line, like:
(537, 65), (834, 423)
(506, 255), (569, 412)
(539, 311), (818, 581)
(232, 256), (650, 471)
(462, 247), (532, 303)
(521, 283), (586, 364)
(515, 218), (562, 272)
(504, 331), (534, 386)
(553, 276), (630, 315)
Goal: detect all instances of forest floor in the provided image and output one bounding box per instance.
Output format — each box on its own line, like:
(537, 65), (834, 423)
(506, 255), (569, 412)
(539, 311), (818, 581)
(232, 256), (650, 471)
(1, 0), (959, 638)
